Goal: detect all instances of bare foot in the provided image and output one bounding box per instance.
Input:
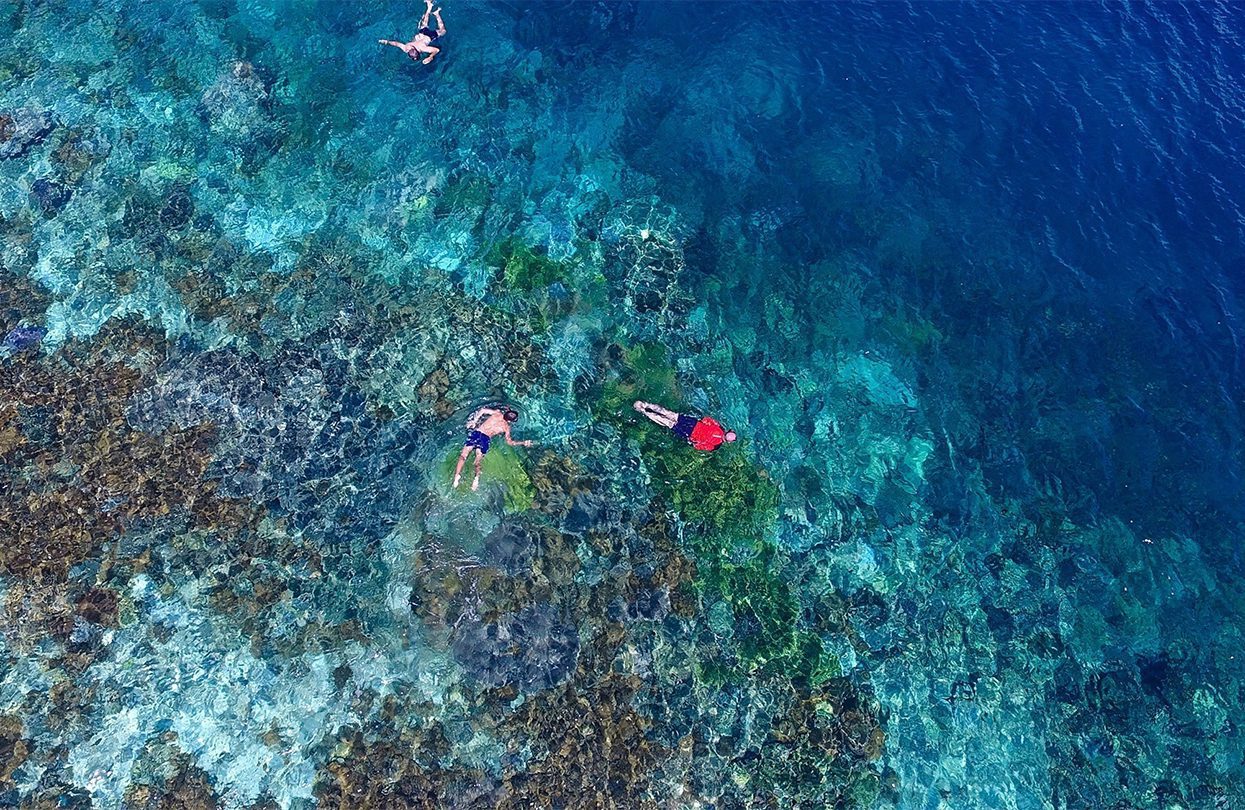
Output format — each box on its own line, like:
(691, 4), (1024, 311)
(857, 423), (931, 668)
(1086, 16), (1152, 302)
(452, 473), (461, 488)
(471, 475), (480, 492)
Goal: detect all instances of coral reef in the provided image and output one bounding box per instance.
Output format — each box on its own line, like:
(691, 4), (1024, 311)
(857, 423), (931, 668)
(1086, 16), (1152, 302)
(450, 602), (580, 692)
(198, 61), (285, 170)
(0, 714), (31, 794)
(314, 720), (495, 810)
(495, 674), (669, 809)
(3, 2), (1237, 808)
(0, 322), (240, 585)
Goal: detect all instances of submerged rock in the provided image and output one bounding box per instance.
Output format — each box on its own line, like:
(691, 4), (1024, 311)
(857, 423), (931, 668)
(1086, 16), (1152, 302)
(51, 127), (110, 182)
(31, 176), (72, 217)
(314, 722), (497, 809)
(0, 715), (30, 793)
(0, 107), (56, 160)
(124, 744), (225, 810)
(0, 272), (50, 337)
(4, 324), (44, 350)
(200, 61), (271, 129)
(483, 521), (538, 575)
(451, 602), (579, 692)
(199, 61), (284, 166)
(158, 186), (194, 229)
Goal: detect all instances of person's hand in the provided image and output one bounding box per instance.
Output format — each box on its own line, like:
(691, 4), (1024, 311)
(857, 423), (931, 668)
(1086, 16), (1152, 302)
(523, 440), (534, 447)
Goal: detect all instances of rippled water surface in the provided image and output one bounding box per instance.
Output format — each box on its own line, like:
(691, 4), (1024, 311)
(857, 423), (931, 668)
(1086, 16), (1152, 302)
(1, 1), (1243, 808)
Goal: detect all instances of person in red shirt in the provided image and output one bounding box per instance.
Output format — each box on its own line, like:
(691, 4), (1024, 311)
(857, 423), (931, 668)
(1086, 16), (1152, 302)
(633, 400), (737, 451)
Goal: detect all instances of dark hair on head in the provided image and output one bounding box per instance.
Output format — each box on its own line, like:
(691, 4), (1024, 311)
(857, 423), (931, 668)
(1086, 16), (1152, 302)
(503, 407), (519, 422)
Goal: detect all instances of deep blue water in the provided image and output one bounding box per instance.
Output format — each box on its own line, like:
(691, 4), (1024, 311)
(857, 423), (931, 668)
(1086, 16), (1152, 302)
(1, 1), (1243, 808)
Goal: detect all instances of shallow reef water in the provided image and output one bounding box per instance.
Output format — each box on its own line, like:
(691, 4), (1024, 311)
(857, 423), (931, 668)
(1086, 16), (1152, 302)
(2, 1), (1245, 808)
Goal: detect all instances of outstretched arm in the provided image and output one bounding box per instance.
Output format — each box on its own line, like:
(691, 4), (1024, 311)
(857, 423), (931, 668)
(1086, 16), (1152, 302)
(504, 425), (534, 447)
(378, 39), (406, 48)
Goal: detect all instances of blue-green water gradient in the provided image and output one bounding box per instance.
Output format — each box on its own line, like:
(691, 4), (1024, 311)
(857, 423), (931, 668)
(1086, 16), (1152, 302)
(1, 1), (1243, 808)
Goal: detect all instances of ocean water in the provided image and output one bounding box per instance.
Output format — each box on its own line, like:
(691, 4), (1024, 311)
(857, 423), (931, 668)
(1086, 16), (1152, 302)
(1, 1), (1243, 808)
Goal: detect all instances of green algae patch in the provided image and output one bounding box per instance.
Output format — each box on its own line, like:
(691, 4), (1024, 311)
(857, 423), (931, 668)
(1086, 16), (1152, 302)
(488, 238), (570, 293)
(438, 443), (535, 513)
(881, 309), (944, 355)
(435, 173), (493, 219)
(585, 335), (837, 685)
(592, 341), (683, 424)
(697, 548), (841, 686)
(624, 342), (680, 404)
(628, 420), (838, 684)
(643, 440), (779, 547)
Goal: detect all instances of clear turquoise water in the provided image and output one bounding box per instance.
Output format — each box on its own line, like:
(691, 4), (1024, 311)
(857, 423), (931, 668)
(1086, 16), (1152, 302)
(2, 1), (1243, 808)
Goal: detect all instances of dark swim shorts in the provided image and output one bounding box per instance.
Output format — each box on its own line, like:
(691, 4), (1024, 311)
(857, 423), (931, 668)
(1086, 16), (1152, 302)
(465, 430), (491, 454)
(673, 414), (698, 440)
(418, 26), (439, 41)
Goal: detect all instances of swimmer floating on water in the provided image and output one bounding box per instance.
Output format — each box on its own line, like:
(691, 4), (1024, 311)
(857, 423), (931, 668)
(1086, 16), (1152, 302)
(453, 405), (535, 491)
(379, 0), (446, 65)
(633, 401), (736, 452)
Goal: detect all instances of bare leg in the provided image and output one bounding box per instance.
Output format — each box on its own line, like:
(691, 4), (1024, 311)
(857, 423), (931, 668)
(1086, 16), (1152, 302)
(453, 445), (470, 488)
(471, 450), (483, 491)
(633, 400), (679, 429)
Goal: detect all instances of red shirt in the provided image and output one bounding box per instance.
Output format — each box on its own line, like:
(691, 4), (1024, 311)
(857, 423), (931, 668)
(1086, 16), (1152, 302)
(689, 417), (727, 451)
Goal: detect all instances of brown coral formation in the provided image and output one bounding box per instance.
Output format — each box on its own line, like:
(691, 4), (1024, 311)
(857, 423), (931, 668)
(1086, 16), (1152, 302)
(125, 760), (219, 810)
(0, 714), (31, 792)
(414, 365), (456, 419)
(0, 320), (259, 586)
(497, 674), (670, 810)
(50, 128), (109, 184)
(314, 675), (671, 810)
(526, 450), (592, 520)
(1, 583), (77, 651)
(122, 738), (274, 810)
(315, 720), (493, 810)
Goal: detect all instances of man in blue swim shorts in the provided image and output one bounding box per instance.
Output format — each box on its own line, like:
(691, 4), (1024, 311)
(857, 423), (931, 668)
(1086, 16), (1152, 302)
(379, 0), (447, 65)
(452, 405), (535, 491)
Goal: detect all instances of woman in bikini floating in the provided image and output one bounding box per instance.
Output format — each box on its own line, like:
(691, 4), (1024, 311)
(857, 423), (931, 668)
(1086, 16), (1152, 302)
(379, 0), (446, 65)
